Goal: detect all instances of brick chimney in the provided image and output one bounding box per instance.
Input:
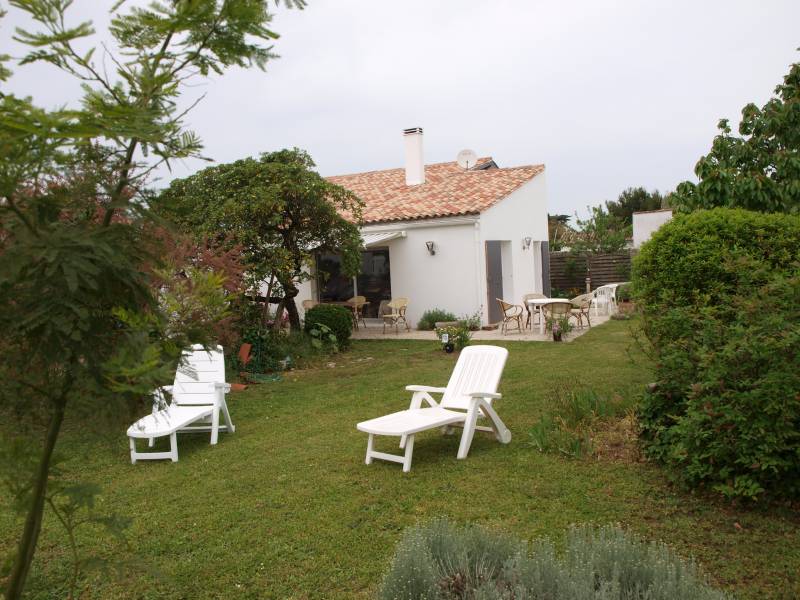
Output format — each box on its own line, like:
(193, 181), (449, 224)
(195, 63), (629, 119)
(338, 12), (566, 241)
(403, 127), (425, 186)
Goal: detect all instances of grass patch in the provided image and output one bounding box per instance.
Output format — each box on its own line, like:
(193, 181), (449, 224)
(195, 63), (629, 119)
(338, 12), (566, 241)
(1, 320), (799, 599)
(526, 388), (637, 459)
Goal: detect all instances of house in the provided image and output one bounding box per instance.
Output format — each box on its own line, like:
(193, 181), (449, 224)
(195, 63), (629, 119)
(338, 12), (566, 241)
(632, 208), (673, 249)
(296, 128), (549, 327)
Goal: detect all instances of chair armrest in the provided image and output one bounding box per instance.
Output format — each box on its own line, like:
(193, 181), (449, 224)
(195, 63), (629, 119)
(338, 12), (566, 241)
(405, 385), (447, 394)
(468, 391), (501, 400)
(214, 382), (232, 393)
(160, 385), (174, 393)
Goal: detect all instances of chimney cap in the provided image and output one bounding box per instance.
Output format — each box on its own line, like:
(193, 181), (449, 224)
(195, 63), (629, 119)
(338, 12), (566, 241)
(403, 127), (423, 135)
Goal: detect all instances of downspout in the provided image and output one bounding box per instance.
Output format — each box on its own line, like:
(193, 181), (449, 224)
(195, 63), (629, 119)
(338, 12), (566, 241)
(473, 221), (483, 325)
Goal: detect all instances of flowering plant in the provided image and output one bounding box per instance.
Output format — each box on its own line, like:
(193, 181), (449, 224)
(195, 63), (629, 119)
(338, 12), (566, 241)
(435, 324), (471, 351)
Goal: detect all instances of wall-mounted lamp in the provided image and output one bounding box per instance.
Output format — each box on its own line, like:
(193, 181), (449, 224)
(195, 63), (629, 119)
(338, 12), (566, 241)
(522, 236), (533, 250)
(425, 241), (436, 255)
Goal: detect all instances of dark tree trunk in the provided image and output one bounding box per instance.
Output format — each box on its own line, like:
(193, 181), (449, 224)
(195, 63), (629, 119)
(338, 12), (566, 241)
(285, 296), (300, 330)
(6, 398), (66, 600)
(280, 279), (301, 330)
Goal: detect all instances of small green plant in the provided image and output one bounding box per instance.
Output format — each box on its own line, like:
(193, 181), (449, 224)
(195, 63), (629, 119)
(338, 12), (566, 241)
(303, 304), (353, 348)
(417, 308), (457, 330)
(527, 414), (592, 458)
(527, 388), (634, 459)
(458, 310), (482, 331)
(379, 519), (731, 600)
(308, 322), (338, 353)
(435, 323), (472, 352)
(546, 315), (573, 340)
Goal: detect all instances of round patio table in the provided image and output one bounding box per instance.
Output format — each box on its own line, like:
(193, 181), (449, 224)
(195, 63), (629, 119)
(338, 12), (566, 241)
(526, 298), (570, 335)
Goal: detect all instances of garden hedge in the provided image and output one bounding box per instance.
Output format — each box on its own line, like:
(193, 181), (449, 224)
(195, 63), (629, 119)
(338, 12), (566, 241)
(632, 208), (800, 500)
(303, 304), (352, 347)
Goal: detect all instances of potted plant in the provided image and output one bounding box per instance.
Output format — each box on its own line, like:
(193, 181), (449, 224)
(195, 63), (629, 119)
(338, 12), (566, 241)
(435, 323), (472, 353)
(546, 315), (573, 342)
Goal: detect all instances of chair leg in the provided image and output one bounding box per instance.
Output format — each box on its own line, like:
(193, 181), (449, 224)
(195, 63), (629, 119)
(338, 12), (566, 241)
(365, 434), (374, 465)
(129, 438), (137, 465)
(399, 434), (407, 449)
(210, 407), (220, 445)
(220, 399), (235, 433)
(148, 437), (155, 447)
(402, 435), (415, 473)
(457, 405), (480, 459)
(169, 432), (178, 462)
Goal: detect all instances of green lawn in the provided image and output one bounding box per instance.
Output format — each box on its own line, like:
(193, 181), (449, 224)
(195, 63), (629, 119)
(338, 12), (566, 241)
(2, 320), (799, 599)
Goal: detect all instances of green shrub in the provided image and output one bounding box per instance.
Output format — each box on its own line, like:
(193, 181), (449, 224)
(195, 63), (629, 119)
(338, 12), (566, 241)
(303, 304), (352, 347)
(632, 208), (800, 500)
(379, 519), (730, 600)
(434, 323), (471, 351)
(418, 308), (457, 330)
(240, 328), (326, 372)
(458, 310), (482, 331)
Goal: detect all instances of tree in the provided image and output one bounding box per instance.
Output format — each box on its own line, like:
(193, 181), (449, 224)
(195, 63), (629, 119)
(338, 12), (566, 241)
(155, 149), (364, 330)
(605, 187), (667, 226)
(671, 56), (800, 214)
(547, 213), (579, 251)
(0, 2), (298, 597)
(571, 205), (630, 253)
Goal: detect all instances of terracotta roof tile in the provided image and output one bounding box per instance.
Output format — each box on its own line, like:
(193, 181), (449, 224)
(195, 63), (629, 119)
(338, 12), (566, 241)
(327, 157), (544, 224)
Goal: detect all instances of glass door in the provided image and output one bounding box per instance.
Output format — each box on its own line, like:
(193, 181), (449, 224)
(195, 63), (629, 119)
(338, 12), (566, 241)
(357, 248), (391, 317)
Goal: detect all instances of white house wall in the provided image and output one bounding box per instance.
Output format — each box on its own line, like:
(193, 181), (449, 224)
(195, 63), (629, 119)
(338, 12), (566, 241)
(378, 221), (481, 327)
(632, 209), (673, 248)
(478, 172), (549, 322)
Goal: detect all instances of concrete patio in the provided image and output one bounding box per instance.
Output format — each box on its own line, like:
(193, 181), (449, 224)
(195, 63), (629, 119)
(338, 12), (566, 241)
(351, 314), (611, 342)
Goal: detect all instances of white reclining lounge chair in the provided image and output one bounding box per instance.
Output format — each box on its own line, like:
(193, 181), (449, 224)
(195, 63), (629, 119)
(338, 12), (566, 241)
(356, 345), (511, 472)
(127, 345), (234, 464)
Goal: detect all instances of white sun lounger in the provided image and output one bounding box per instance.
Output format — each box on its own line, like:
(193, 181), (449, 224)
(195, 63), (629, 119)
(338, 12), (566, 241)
(356, 345), (511, 472)
(127, 345), (234, 463)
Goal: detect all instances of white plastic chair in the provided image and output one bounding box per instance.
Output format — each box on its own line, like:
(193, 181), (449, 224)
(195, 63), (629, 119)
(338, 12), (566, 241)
(127, 345), (234, 463)
(591, 285), (617, 316)
(356, 345), (511, 472)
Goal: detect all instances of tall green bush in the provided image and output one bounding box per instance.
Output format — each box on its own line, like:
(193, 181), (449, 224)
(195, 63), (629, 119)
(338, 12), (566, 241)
(303, 304), (352, 348)
(379, 519), (729, 600)
(632, 208), (800, 500)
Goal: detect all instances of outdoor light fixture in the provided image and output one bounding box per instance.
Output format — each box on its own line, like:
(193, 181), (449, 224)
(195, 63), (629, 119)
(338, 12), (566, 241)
(522, 236), (533, 250)
(425, 241), (436, 255)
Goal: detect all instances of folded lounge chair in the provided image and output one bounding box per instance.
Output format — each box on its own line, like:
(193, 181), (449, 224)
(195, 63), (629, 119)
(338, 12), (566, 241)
(127, 345), (234, 463)
(356, 345), (511, 472)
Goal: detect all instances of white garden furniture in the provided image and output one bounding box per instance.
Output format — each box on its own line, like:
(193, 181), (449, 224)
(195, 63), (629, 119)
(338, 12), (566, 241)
(526, 297), (570, 335)
(356, 345), (510, 472)
(127, 345), (234, 464)
(591, 283), (627, 316)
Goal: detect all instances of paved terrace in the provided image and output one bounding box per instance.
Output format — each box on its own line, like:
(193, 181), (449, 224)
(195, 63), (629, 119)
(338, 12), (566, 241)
(351, 314), (611, 342)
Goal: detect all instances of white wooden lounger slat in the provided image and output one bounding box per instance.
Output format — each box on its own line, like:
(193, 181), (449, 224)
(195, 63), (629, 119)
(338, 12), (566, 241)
(356, 345), (511, 472)
(126, 345), (234, 463)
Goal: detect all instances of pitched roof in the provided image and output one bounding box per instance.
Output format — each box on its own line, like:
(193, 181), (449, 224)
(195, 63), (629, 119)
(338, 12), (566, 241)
(327, 157), (545, 224)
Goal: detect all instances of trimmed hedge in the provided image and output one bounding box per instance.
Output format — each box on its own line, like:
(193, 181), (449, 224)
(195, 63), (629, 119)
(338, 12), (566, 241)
(632, 208), (800, 500)
(303, 304), (352, 348)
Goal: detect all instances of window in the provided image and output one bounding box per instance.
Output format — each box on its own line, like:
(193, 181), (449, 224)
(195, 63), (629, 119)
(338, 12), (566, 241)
(316, 248), (392, 317)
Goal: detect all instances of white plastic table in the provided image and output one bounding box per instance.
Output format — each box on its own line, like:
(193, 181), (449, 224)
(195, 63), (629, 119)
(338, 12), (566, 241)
(526, 298), (571, 335)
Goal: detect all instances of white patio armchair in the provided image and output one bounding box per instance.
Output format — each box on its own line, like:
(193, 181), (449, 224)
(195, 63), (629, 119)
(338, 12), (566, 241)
(356, 345), (510, 472)
(591, 284), (618, 316)
(127, 345), (234, 463)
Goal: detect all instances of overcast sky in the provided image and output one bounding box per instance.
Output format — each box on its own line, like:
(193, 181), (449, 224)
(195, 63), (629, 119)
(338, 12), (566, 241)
(2, 1), (799, 219)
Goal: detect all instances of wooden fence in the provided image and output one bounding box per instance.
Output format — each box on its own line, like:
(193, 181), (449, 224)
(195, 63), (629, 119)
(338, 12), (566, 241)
(548, 251), (632, 295)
